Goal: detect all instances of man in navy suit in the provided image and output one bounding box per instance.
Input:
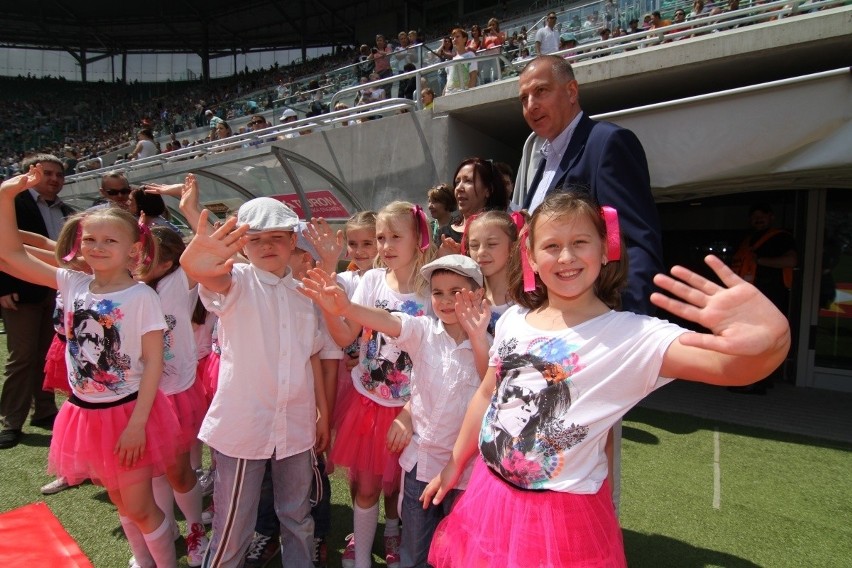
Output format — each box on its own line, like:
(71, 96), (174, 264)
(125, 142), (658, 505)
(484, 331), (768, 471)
(520, 55), (663, 315)
(0, 154), (74, 449)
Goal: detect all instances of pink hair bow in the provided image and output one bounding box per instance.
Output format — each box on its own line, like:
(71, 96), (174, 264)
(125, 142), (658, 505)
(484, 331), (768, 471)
(137, 221), (154, 265)
(519, 226), (537, 292)
(61, 223), (83, 263)
(412, 205), (430, 251)
(601, 206), (620, 262)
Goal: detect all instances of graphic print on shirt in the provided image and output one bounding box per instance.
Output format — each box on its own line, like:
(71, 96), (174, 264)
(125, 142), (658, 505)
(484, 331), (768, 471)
(358, 298), (426, 401)
(162, 314), (178, 375)
(66, 298), (131, 395)
(480, 336), (589, 488)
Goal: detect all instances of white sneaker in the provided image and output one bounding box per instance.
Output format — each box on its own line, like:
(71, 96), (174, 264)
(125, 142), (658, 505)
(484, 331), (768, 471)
(198, 469), (215, 497)
(185, 522), (209, 567)
(40, 477), (71, 495)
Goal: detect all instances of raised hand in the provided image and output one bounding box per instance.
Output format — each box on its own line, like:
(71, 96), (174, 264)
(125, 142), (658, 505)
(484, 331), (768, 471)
(438, 236), (461, 257)
(0, 165), (42, 196)
(305, 217), (343, 271)
(143, 181), (184, 198)
(180, 173), (201, 213)
(299, 267), (351, 315)
(455, 289), (491, 338)
(651, 255), (790, 358)
(181, 211), (249, 279)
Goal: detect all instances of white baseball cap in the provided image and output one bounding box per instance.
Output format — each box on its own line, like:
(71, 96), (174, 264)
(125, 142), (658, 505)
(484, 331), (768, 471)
(279, 109), (298, 122)
(420, 254), (483, 287)
(237, 197), (299, 233)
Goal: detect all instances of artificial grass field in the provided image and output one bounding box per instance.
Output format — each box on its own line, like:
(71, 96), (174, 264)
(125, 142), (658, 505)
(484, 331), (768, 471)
(1, 340), (850, 567)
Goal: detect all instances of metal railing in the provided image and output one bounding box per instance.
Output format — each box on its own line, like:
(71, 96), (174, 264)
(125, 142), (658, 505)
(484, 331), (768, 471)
(66, 98), (417, 183)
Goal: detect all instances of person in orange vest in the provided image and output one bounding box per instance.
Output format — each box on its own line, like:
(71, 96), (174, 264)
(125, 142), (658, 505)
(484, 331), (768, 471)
(730, 203), (797, 393)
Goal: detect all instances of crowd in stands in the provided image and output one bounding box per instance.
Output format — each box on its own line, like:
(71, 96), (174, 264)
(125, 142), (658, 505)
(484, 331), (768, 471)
(1, 0), (839, 180)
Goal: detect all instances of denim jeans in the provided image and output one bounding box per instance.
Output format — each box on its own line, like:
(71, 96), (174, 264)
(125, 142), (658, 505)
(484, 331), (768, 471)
(399, 463), (462, 568)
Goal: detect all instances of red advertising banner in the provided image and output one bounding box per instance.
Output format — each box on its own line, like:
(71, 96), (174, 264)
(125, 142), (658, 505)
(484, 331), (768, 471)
(272, 190), (351, 219)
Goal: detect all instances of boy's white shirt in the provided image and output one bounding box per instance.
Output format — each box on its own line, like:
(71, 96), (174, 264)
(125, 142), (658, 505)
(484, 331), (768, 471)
(198, 263), (323, 460)
(395, 313), (491, 489)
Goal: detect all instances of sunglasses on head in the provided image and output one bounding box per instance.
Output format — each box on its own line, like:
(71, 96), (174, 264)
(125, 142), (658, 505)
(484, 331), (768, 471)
(105, 187), (131, 197)
(250, 120), (265, 125)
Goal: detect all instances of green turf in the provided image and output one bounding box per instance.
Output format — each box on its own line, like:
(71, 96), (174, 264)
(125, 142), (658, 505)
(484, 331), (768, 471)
(1, 338), (850, 567)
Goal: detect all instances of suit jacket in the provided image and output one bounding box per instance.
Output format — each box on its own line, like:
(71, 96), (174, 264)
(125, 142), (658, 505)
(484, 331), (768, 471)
(523, 113), (663, 315)
(0, 191), (74, 304)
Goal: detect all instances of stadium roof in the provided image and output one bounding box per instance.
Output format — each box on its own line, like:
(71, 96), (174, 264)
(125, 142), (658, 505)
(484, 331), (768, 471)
(1, 0), (401, 56)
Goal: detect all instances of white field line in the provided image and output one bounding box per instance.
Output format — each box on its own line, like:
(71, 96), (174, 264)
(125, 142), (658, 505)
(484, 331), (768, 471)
(713, 427), (721, 510)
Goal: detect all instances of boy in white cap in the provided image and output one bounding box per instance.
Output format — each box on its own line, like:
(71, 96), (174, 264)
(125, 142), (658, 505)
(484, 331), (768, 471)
(300, 254), (491, 567)
(181, 197), (330, 567)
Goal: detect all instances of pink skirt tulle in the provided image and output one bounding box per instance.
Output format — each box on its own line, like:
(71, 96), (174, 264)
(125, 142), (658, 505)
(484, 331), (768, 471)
(48, 390), (181, 491)
(329, 391), (402, 495)
(164, 378), (208, 453)
(428, 460), (626, 568)
(42, 335), (70, 395)
(196, 352), (220, 406)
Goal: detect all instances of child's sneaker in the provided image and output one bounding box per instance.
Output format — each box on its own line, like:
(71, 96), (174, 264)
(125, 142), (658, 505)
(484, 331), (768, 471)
(198, 469), (215, 497)
(384, 534), (401, 568)
(201, 502), (215, 525)
(185, 522), (209, 567)
(341, 533), (356, 568)
(312, 536), (327, 567)
(243, 532), (279, 568)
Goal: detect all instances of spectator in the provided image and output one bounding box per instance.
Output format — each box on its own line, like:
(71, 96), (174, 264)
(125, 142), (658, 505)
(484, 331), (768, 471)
(480, 18), (506, 84)
(444, 29), (479, 95)
(61, 146), (78, 175)
(399, 63), (418, 100)
(467, 24), (483, 53)
(371, 34), (393, 98)
(730, 204), (797, 393)
(650, 11), (672, 28)
(559, 33), (579, 54)
(435, 36), (455, 94)
(278, 109), (301, 139)
(535, 12), (561, 55)
(688, 0), (710, 20)
(356, 45), (374, 82)
(421, 87), (435, 110)
(205, 109), (224, 132)
(627, 18), (642, 33)
(437, 157), (507, 248)
(128, 187), (180, 232)
(90, 170), (132, 210)
(426, 183), (457, 241)
(128, 128), (158, 160)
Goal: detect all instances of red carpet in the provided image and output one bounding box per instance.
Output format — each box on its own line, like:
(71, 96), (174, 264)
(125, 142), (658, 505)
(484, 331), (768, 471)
(0, 502), (93, 567)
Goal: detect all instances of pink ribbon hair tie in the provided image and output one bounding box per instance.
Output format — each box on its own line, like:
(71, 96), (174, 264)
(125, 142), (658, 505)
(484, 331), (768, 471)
(601, 206), (621, 262)
(61, 223), (83, 263)
(137, 221), (154, 265)
(519, 226), (537, 292)
(412, 205), (431, 251)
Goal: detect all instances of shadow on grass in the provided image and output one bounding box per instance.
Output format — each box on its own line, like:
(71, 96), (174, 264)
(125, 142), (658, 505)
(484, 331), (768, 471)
(624, 529), (761, 567)
(621, 425), (660, 445)
(19, 431), (52, 448)
(625, 407), (852, 451)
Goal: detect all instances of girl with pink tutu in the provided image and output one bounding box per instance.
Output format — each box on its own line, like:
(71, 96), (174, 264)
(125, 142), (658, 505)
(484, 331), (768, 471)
(422, 192), (791, 567)
(0, 167), (181, 568)
(318, 202), (433, 568)
(140, 226), (210, 566)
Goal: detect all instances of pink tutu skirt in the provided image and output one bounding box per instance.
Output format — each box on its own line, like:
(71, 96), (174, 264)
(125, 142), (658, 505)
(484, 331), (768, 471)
(196, 352), (220, 405)
(164, 378), (208, 453)
(48, 390), (181, 491)
(429, 460), (626, 568)
(42, 335), (70, 395)
(329, 391), (403, 495)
